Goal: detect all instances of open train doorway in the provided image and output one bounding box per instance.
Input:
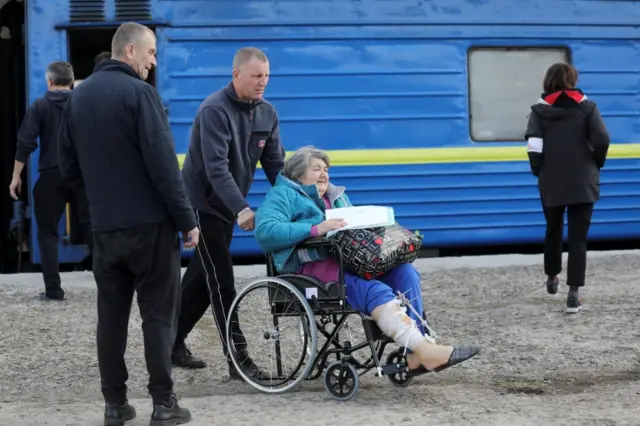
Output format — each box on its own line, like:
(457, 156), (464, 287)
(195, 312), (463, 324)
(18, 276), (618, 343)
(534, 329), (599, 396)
(67, 26), (156, 86)
(0, 0), (26, 273)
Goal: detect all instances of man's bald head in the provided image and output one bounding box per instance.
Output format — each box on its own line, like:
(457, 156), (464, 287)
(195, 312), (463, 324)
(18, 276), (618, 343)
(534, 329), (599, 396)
(110, 22), (157, 81)
(111, 22), (154, 57)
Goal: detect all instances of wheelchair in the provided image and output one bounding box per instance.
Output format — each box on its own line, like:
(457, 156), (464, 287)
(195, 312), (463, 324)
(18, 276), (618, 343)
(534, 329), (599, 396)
(224, 237), (431, 401)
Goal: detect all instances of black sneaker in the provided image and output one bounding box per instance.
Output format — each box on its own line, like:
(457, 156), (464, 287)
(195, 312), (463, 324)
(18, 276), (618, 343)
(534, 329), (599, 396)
(150, 395), (191, 426)
(104, 401), (136, 426)
(171, 345), (206, 369)
(546, 276), (559, 295)
(38, 291), (65, 301)
(229, 355), (267, 380)
(566, 292), (582, 314)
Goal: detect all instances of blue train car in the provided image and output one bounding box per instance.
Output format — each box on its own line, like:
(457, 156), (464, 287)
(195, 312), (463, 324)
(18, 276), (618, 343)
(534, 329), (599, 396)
(1, 0), (640, 270)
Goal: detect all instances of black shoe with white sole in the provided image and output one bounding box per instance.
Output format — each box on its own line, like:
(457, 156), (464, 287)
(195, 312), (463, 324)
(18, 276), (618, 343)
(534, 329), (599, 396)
(566, 293), (582, 314)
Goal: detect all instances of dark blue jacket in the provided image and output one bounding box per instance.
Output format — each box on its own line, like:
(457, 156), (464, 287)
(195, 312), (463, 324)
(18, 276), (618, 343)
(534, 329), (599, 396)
(58, 60), (197, 233)
(182, 82), (285, 222)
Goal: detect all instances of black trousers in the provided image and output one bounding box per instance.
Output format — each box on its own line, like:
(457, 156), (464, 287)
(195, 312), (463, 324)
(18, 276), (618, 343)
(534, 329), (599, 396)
(33, 168), (92, 297)
(174, 212), (247, 361)
(93, 220), (181, 406)
(542, 202), (594, 287)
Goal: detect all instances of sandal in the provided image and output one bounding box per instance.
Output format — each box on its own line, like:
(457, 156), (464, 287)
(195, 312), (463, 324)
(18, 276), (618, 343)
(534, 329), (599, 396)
(406, 365), (429, 377)
(407, 345), (481, 377)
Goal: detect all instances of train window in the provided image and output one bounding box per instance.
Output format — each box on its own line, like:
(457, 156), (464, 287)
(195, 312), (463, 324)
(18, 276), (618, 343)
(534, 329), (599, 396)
(468, 47), (570, 142)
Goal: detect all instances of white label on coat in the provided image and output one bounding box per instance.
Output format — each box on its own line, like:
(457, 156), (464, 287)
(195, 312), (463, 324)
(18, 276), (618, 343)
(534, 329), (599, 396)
(527, 137), (544, 153)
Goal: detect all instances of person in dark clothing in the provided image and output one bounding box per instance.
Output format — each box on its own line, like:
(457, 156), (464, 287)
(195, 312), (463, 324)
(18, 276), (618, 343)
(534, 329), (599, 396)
(8, 60), (92, 301)
(95, 50), (111, 65)
(172, 47), (285, 376)
(57, 22), (198, 426)
(525, 62), (610, 314)
(74, 52), (112, 89)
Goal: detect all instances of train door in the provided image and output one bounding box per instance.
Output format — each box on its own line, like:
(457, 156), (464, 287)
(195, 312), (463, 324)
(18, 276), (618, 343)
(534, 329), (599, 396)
(67, 27), (156, 85)
(0, 0), (26, 273)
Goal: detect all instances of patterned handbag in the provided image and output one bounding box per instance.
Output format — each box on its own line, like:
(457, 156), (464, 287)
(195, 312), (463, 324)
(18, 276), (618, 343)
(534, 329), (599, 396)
(328, 222), (422, 280)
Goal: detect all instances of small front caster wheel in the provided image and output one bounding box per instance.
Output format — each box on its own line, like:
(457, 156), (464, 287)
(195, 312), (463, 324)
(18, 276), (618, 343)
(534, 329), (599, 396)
(386, 349), (413, 387)
(323, 361), (359, 401)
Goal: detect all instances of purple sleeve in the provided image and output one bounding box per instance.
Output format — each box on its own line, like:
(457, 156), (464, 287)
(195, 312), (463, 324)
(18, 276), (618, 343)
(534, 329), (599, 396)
(310, 225), (319, 237)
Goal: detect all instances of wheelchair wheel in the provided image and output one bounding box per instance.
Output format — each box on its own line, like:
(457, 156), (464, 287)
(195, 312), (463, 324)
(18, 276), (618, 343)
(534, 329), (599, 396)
(386, 349), (413, 387)
(226, 277), (318, 394)
(323, 361), (359, 401)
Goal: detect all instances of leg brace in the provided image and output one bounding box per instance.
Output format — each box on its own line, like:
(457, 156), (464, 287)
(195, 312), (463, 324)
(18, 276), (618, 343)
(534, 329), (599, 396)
(376, 299), (433, 352)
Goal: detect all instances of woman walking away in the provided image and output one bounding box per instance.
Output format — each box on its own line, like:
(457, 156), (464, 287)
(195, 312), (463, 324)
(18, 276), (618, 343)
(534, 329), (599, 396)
(525, 62), (610, 314)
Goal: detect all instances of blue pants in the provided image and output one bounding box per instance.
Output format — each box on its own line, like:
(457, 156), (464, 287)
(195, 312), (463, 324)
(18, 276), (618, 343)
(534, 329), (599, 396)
(344, 263), (426, 335)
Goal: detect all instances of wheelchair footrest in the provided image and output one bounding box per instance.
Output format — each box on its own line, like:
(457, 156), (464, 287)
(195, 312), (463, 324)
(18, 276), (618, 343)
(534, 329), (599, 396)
(380, 362), (407, 376)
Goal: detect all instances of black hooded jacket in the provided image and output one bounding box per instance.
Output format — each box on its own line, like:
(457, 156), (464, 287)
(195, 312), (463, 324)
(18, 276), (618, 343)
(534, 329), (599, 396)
(15, 90), (72, 171)
(525, 89), (610, 208)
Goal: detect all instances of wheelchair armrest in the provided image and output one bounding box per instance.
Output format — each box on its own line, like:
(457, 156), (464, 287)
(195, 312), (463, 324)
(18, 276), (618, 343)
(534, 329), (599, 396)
(295, 237), (346, 288)
(295, 237), (333, 249)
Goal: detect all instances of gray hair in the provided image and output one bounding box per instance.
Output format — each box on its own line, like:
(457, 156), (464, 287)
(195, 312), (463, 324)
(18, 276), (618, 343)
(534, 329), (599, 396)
(233, 47), (268, 71)
(45, 61), (74, 87)
(283, 145), (331, 182)
(111, 22), (154, 57)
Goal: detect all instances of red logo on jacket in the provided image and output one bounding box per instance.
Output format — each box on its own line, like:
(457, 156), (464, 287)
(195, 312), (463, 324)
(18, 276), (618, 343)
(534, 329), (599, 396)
(258, 140), (266, 148)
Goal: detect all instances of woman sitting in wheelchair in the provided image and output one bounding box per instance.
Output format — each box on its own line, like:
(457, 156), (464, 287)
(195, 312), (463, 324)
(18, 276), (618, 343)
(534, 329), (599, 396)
(255, 146), (480, 376)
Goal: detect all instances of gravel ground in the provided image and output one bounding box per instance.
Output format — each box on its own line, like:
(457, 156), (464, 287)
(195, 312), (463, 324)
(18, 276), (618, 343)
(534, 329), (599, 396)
(1, 251), (640, 426)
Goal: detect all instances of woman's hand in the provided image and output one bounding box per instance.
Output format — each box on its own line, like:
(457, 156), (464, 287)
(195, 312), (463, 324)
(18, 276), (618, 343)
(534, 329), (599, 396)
(316, 218), (347, 236)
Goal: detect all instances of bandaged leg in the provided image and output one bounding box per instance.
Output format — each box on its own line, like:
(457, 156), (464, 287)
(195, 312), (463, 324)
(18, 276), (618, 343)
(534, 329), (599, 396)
(344, 272), (456, 371)
(378, 263), (433, 337)
(372, 299), (426, 351)
(372, 298), (454, 371)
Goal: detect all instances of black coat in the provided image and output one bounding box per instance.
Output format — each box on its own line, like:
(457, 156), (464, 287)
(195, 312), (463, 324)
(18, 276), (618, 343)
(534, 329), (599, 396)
(525, 89), (610, 208)
(58, 60), (197, 233)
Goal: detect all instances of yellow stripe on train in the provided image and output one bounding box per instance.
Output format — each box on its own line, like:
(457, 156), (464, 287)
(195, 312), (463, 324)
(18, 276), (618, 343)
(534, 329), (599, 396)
(176, 143), (640, 169)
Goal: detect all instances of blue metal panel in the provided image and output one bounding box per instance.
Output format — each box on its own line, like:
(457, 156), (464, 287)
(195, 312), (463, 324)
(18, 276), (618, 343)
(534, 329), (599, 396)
(156, 2), (640, 154)
(26, 0), (89, 265)
(105, 0), (116, 21)
(154, 0), (640, 27)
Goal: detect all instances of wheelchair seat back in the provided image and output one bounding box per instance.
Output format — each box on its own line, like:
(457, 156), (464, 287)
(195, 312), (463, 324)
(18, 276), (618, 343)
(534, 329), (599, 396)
(270, 274), (345, 314)
(264, 250), (351, 316)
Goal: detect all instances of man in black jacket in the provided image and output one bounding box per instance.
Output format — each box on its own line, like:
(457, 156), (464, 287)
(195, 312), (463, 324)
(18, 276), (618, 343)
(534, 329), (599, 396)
(58, 22), (198, 426)
(171, 47), (285, 377)
(525, 62), (610, 314)
(8, 60), (92, 301)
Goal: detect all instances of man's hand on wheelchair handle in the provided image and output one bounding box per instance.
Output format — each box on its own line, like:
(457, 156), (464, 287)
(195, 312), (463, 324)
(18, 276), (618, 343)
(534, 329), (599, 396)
(237, 207), (255, 231)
